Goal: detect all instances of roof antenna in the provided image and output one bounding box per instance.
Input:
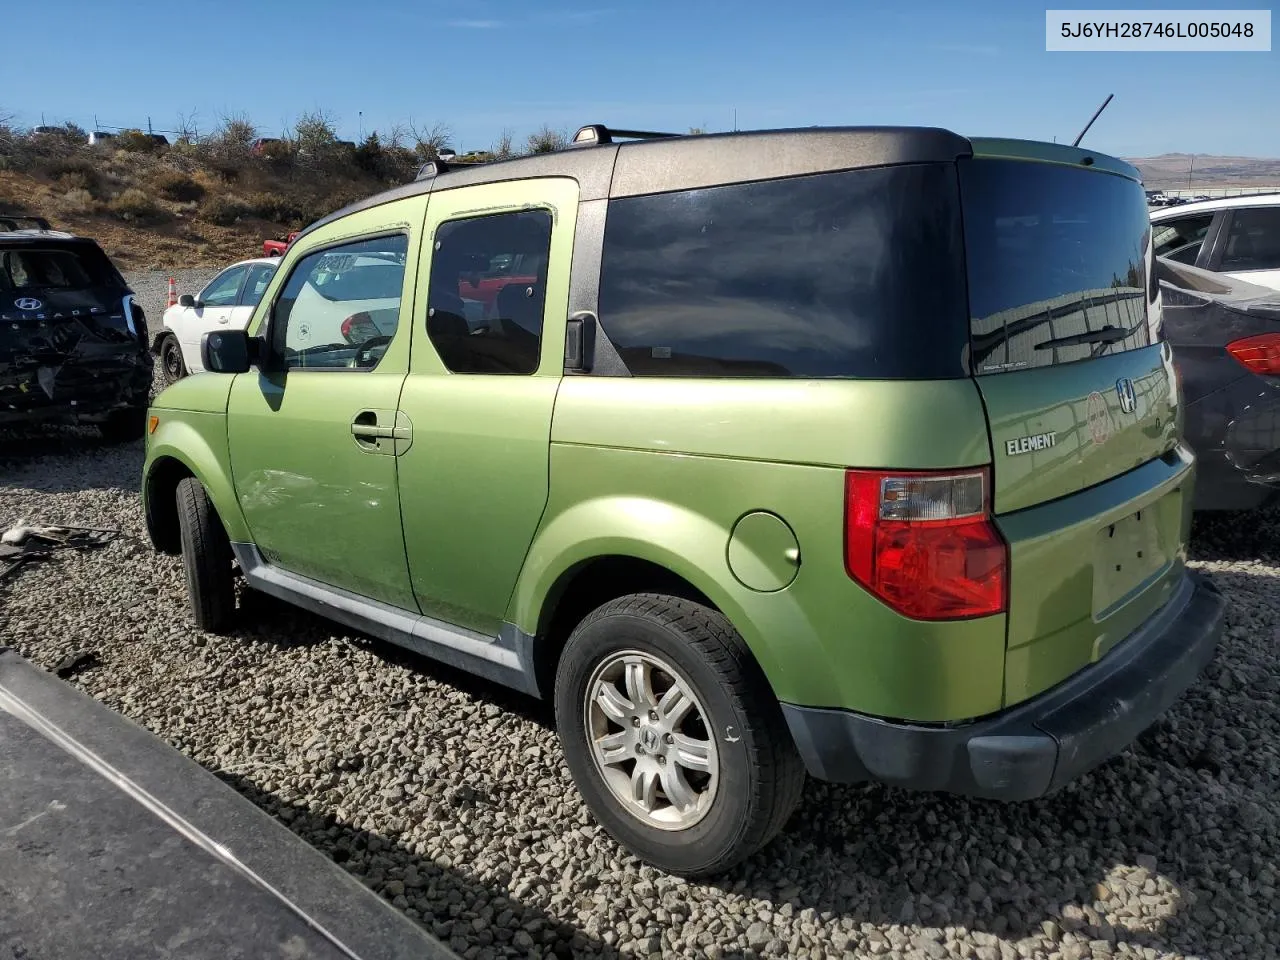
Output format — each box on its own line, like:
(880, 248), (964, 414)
(1071, 93), (1113, 147)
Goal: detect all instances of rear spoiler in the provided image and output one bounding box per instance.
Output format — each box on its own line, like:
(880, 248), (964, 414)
(0, 215), (53, 231)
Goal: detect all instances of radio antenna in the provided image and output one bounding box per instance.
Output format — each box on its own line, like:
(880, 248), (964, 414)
(1072, 93), (1114, 147)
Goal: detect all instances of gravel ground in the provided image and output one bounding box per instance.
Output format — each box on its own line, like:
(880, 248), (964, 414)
(1, 386), (1278, 958)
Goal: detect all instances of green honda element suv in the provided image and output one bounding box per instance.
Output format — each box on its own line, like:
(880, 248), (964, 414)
(142, 123), (1227, 877)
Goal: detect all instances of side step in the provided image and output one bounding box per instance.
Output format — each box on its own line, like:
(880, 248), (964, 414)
(230, 543), (542, 698)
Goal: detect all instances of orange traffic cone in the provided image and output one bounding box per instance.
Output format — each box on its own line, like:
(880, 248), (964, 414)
(166, 277), (178, 308)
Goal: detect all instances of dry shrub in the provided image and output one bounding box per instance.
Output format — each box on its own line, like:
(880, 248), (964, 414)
(109, 187), (166, 223)
(150, 168), (205, 202)
(56, 170), (95, 194)
(198, 194), (250, 225)
(55, 189), (98, 216)
(207, 161), (241, 183)
(241, 191), (305, 223)
(116, 129), (159, 153)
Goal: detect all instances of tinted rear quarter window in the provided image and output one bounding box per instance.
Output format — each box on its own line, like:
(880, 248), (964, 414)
(596, 164), (969, 379)
(960, 158), (1154, 374)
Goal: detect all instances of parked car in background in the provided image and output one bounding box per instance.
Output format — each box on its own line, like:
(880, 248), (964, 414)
(154, 258), (277, 382)
(1151, 194), (1280, 292)
(143, 124), (1224, 877)
(263, 231), (299, 257)
(1158, 257), (1280, 510)
(250, 137), (284, 157)
(0, 216), (151, 440)
(87, 130), (116, 146)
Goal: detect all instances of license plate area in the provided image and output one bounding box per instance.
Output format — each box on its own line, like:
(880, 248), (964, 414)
(1092, 505), (1171, 618)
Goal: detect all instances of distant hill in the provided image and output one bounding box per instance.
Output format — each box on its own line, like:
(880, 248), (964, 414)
(1124, 153), (1280, 190)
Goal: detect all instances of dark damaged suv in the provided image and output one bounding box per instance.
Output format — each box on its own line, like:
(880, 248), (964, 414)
(0, 217), (151, 440)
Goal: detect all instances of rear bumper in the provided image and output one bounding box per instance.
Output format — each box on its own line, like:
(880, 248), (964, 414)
(781, 569), (1225, 801)
(0, 354), (151, 425)
(1184, 374), (1280, 511)
(1190, 449), (1280, 511)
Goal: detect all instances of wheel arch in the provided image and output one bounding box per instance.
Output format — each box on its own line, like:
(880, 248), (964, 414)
(143, 426), (249, 556)
(527, 554), (724, 699)
(511, 497), (816, 705)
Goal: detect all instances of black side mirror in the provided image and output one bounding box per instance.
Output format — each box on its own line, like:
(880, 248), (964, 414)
(178, 293), (197, 308)
(201, 329), (255, 374)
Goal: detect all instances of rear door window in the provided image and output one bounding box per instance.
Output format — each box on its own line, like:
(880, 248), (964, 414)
(425, 209), (553, 375)
(1219, 207), (1280, 272)
(1152, 214), (1214, 259)
(959, 158), (1154, 374)
(596, 164), (969, 379)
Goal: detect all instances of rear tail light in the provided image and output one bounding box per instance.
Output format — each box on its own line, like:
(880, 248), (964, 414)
(844, 467), (1007, 620)
(1227, 332), (1280, 377)
(340, 312), (376, 343)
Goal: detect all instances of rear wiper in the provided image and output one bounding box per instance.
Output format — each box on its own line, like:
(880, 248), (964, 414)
(1034, 324), (1139, 350)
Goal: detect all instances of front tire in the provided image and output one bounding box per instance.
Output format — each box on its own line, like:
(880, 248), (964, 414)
(175, 476), (236, 633)
(159, 334), (187, 385)
(554, 594), (805, 877)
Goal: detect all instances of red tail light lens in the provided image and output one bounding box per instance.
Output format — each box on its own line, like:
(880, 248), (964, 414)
(1227, 333), (1280, 376)
(844, 468), (1007, 620)
(340, 312), (375, 343)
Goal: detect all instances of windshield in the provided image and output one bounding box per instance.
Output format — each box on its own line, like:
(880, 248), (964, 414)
(960, 158), (1155, 374)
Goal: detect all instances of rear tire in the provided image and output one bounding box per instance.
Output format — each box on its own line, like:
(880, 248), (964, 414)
(98, 405), (147, 443)
(159, 334), (187, 385)
(175, 476), (236, 633)
(554, 594), (806, 877)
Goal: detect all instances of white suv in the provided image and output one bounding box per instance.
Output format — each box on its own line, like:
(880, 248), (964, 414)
(157, 258), (278, 382)
(1150, 193), (1280, 292)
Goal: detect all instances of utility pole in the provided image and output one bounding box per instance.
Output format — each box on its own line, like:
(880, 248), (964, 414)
(1187, 156), (1195, 190)
(359, 111), (364, 141)
(147, 117), (153, 135)
(733, 108), (738, 132)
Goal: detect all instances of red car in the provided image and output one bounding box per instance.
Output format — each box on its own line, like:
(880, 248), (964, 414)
(262, 231), (299, 258)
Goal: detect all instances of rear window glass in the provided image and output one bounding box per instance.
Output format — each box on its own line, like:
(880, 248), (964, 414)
(1220, 207), (1280, 272)
(0, 245), (118, 291)
(596, 164), (969, 379)
(960, 158), (1153, 374)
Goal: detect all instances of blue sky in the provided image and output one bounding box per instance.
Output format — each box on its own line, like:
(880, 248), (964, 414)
(3, 0), (1276, 158)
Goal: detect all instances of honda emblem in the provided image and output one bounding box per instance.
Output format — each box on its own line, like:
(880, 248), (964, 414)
(1116, 377), (1136, 414)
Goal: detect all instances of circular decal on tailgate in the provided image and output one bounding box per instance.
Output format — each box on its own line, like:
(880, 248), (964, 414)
(1086, 390), (1112, 445)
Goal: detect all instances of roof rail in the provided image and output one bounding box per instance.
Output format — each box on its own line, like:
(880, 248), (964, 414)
(569, 125), (682, 148)
(0, 215), (53, 232)
(413, 154), (497, 181)
(415, 159), (449, 181)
